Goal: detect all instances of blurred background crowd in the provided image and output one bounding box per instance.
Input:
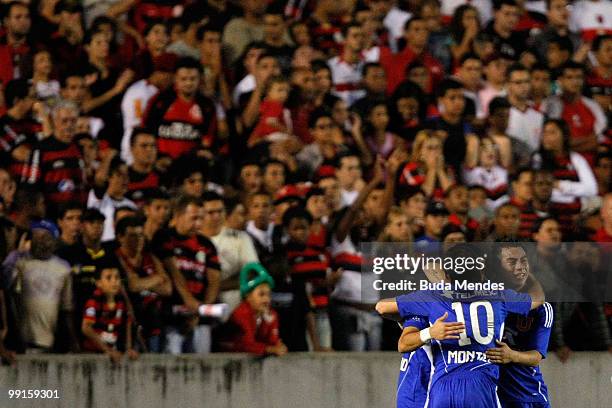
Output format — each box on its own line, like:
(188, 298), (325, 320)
(0, 0), (610, 362)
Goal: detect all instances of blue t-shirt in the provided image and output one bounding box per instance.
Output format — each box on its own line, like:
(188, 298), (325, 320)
(498, 302), (553, 404)
(396, 289), (532, 388)
(397, 316), (432, 408)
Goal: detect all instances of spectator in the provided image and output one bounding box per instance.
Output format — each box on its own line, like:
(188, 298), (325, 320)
(335, 152), (365, 207)
(397, 187), (427, 238)
(463, 136), (510, 211)
(24, 100), (87, 217)
(142, 190), (170, 242)
(56, 202), (83, 248)
(306, 0), (348, 57)
(388, 81), (426, 145)
(486, 203), (521, 241)
(397, 131), (454, 198)
(449, 5), (480, 65)
(115, 216), (171, 353)
(484, 0), (526, 61)
(167, 14), (203, 60)
(0, 1), (33, 85)
(81, 261), (137, 363)
(415, 201), (449, 248)
(222, 0), (266, 63)
(455, 53), (484, 119)
(262, 5), (294, 73)
(444, 184), (480, 239)
(328, 22), (367, 106)
(506, 64), (544, 156)
(152, 195), (221, 354)
(126, 129), (160, 207)
(485, 97), (514, 170)
(570, 0), (612, 41)
(592, 192), (612, 242)
(199, 192), (258, 311)
(542, 61), (607, 163)
(262, 159), (287, 197)
(479, 53), (510, 118)
(143, 57), (217, 160)
(249, 75), (293, 147)
(380, 17), (444, 94)
(47, 2), (86, 78)
(131, 21), (170, 80)
(87, 156), (137, 242)
(531, 0), (580, 62)
(30, 50), (59, 102)
(593, 152), (611, 195)
(532, 119), (598, 204)
(508, 168), (535, 238)
(531, 63), (552, 110)
(2, 220), (78, 353)
(120, 54), (176, 164)
(219, 262), (286, 356)
(351, 63), (388, 118)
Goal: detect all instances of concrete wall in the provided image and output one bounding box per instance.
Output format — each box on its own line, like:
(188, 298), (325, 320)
(0, 352), (610, 408)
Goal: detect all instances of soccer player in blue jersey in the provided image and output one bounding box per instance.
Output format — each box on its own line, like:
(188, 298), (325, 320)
(485, 243), (553, 408)
(377, 244), (545, 408)
(392, 266), (466, 408)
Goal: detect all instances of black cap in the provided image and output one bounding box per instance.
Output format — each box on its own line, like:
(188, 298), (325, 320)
(82, 208), (105, 222)
(426, 201), (449, 216)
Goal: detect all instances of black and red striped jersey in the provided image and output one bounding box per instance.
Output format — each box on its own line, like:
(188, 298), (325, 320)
(23, 137), (87, 209)
(0, 114), (42, 179)
(143, 89), (217, 160)
(127, 167), (160, 207)
(82, 288), (130, 351)
(117, 249), (165, 337)
(152, 227), (220, 303)
(286, 242), (330, 308)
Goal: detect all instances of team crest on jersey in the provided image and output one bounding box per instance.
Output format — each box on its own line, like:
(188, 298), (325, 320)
(516, 315), (534, 332)
(196, 250), (206, 264)
(58, 179), (75, 192)
(190, 105), (203, 121)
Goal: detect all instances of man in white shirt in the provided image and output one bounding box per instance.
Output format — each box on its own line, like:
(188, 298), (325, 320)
(87, 156), (137, 242)
(335, 152), (365, 207)
(328, 23), (367, 106)
(120, 54), (176, 164)
(505, 64), (544, 153)
(199, 192), (258, 311)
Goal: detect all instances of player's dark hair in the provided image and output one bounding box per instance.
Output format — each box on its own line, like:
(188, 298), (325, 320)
(196, 23), (221, 41)
(444, 243), (485, 283)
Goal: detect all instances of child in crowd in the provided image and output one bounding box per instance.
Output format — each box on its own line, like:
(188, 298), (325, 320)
(220, 263), (287, 356)
(463, 136), (509, 210)
(249, 75), (293, 147)
(81, 262), (138, 363)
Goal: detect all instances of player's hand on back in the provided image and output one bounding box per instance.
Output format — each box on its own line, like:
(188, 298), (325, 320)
(429, 312), (466, 341)
(485, 340), (516, 364)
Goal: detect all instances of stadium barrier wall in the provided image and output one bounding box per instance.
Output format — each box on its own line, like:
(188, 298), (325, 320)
(0, 352), (610, 408)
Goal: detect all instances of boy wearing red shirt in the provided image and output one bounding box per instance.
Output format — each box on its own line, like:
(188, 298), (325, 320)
(221, 263), (287, 356)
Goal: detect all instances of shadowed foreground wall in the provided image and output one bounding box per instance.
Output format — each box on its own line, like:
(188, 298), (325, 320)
(0, 352), (610, 408)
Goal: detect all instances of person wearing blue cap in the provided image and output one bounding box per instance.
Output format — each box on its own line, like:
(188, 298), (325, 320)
(218, 262), (287, 356)
(1, 219), (79, 353)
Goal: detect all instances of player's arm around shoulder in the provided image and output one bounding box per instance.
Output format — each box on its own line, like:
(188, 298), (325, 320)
(398, 313), (465, 353)
(375, 297), (401, 321)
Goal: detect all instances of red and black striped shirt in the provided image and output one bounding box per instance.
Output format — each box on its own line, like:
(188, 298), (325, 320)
(152, 227), (220, 303)
(82, 288), (130, 352)
(143, 89), (217, 160)
(23, 137), (87, 208)
(286, 242), (330, 308)
(127, 167), (160, 207)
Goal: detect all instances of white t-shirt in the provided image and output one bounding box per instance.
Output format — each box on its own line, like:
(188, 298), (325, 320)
(211, 227), (259, 281)
(328, 56), (366, 107)
(506, 105), (544, 153)
(87, 191), (137, 242)
(120, 79), (159, 164)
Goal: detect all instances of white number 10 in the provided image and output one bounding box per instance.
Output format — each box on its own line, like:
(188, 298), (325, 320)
(451, 301), (494, 346)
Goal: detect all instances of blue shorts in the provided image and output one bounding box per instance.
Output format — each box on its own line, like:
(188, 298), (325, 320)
(501, 402), (550, 408)
(428, 374), (500, 408)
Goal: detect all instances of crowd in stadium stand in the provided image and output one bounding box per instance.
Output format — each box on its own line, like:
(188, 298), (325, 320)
(0, 0), (610, 363)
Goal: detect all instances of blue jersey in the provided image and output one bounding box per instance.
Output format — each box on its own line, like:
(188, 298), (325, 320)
(397, 316), (432, 408)
(396, 289), (532, 388)
(498, 303), (553, 405)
